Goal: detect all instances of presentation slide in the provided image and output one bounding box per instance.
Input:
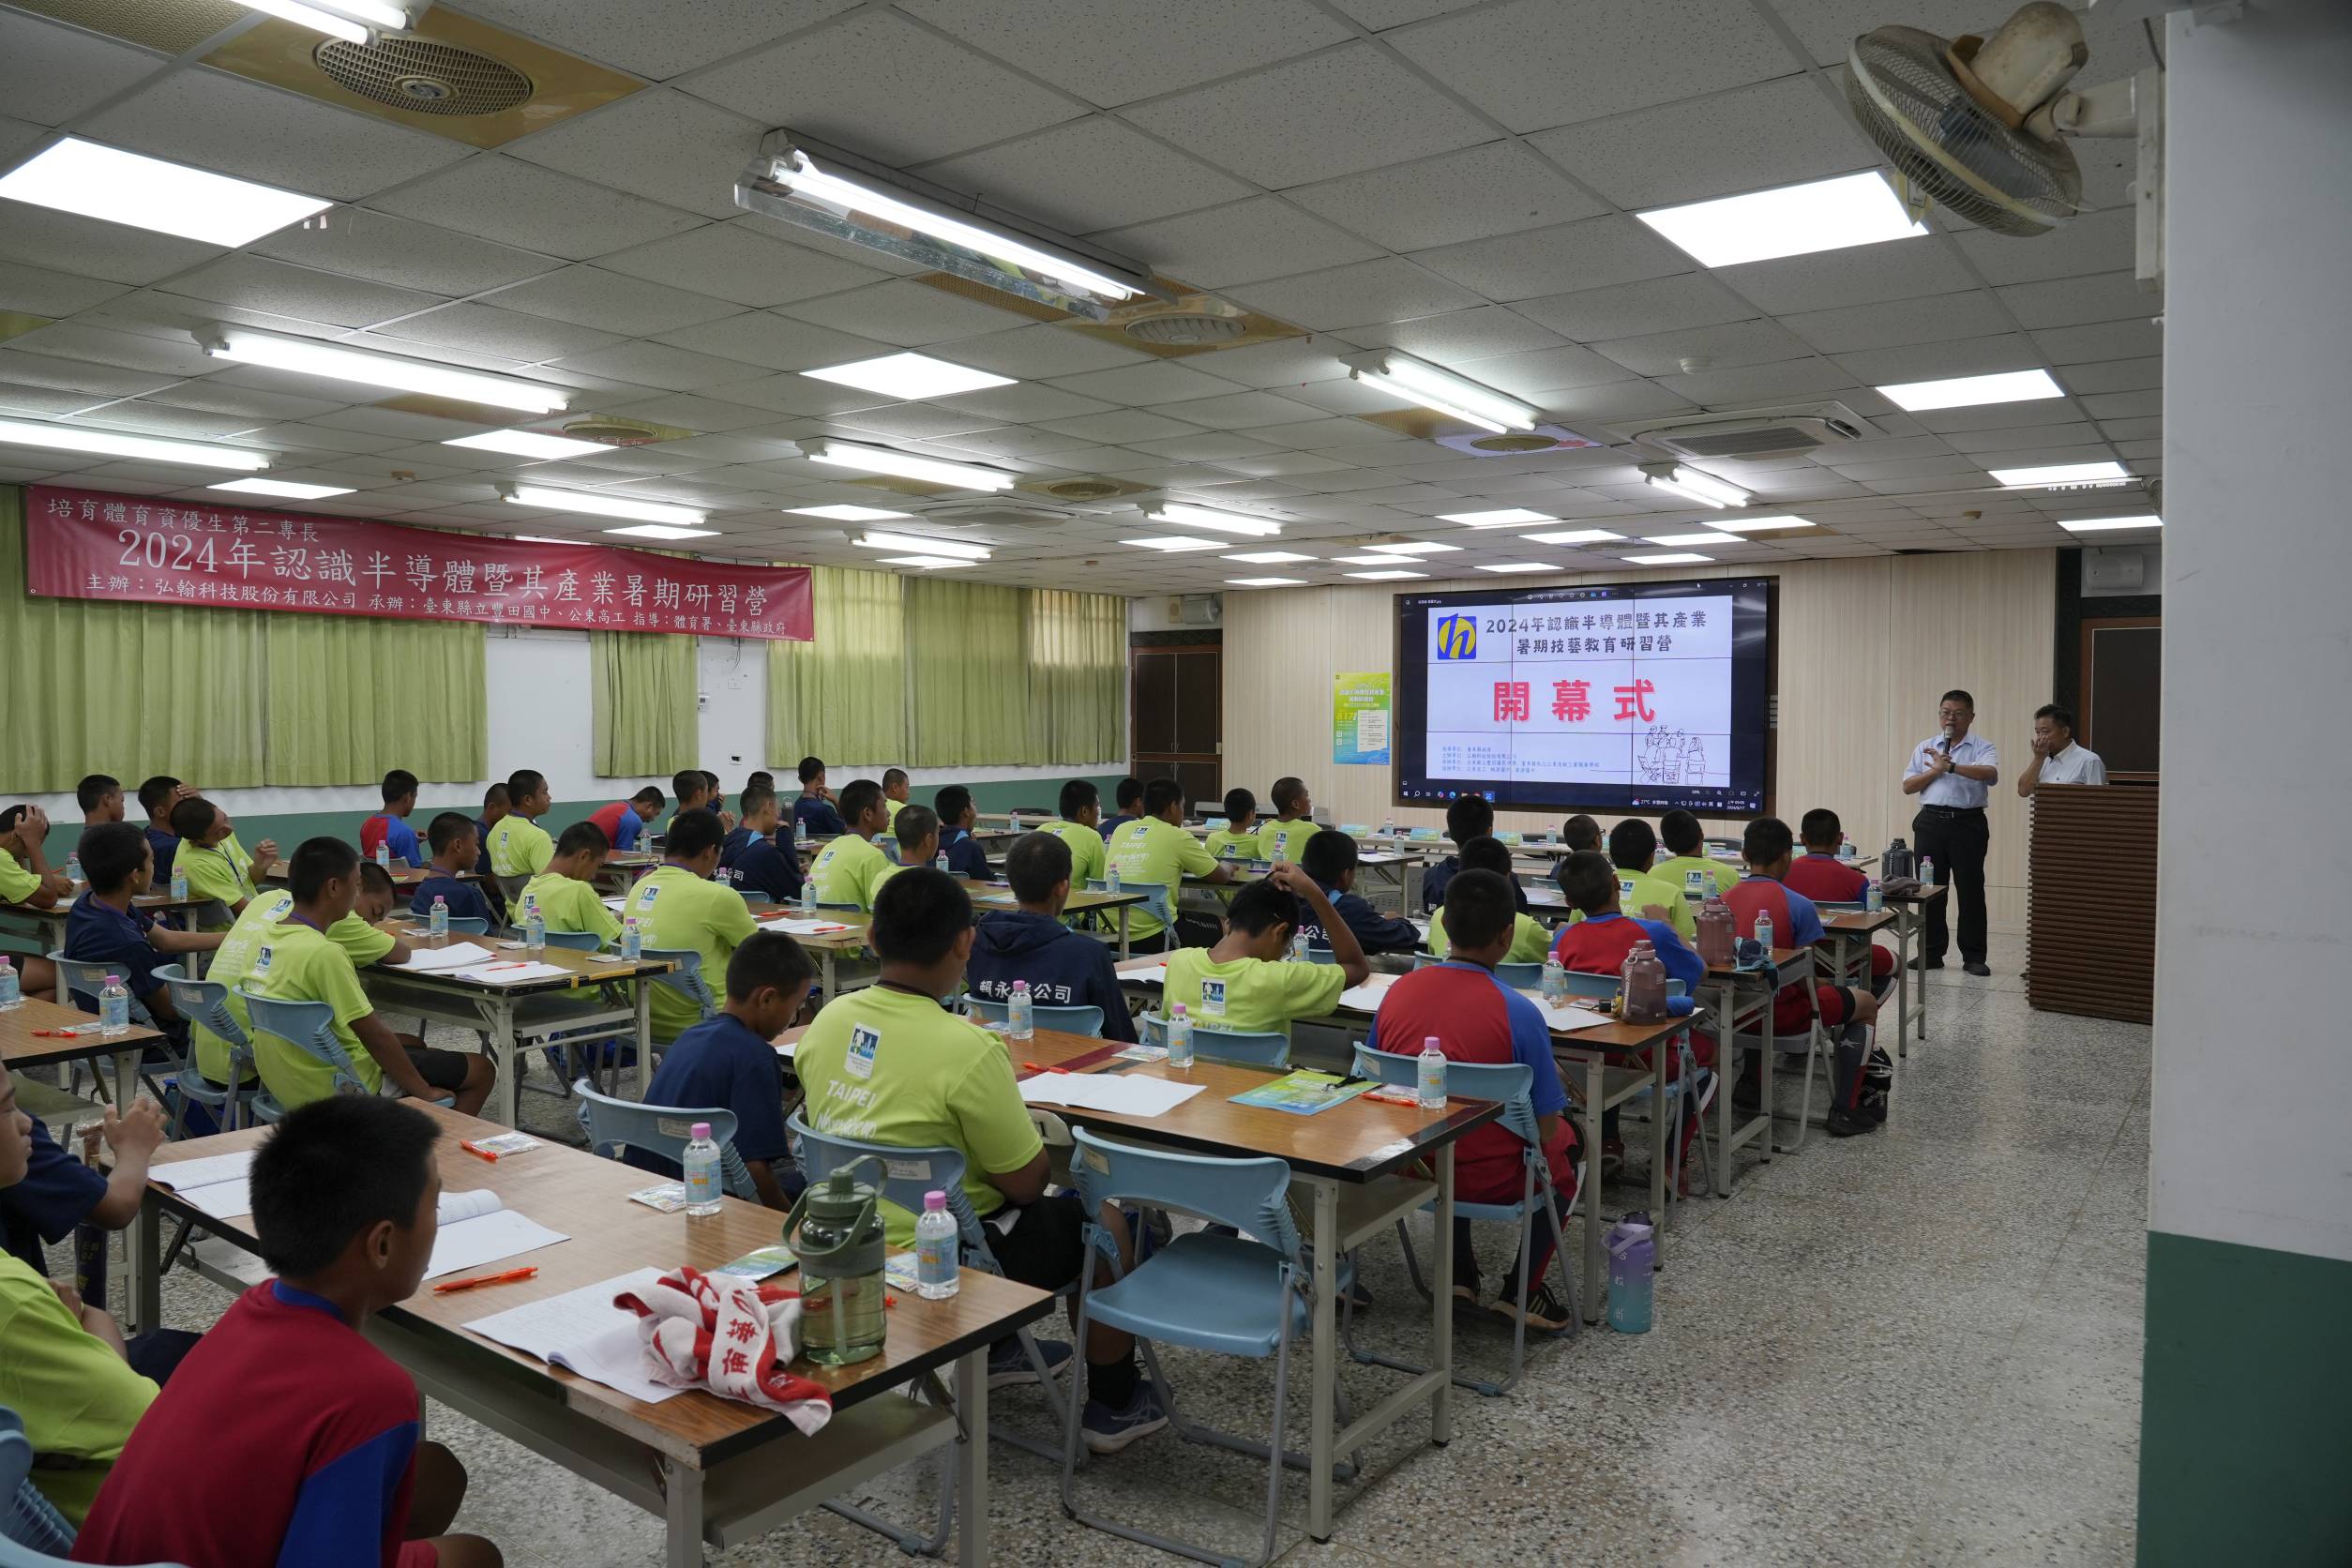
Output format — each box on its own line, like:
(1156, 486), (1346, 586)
(1394, 578), (1773, 816)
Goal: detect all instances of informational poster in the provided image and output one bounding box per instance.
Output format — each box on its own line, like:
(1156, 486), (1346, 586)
(1333, 671), (1392, 765)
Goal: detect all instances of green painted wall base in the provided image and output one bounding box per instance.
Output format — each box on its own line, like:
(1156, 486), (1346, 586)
(2138, 1230), (2352, 1564)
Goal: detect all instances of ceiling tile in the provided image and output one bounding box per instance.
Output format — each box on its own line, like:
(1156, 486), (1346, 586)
(1229, 257), (1482, 333)
(0, 259), (129, 319)
(1520, 379), (1701, 425)
(80, 68), (466, 202)
(914, 117), (1252, 236)
(550, 339), (773, 392)
(0, 348), (173, 399)
(1712, 235), (1974, 314)
(1035, 408), (1206, 444)
(1411, 215), (1688, 303)
(0, 9), (163, 127)
(369, 301), (623, 363)
(1654, 357), (1858, 403)
(1530, 74), (1870, 208)
(1121, 432), (1282, 461)
(506, 88), (768, 222)
(778, 279), (1033, 347)
(1996, 270), (2160, 331)
(2057, 355), (2162, 394)
(901, 0), (1351, 107)
(1177, 337), (1350, 390)
(369, 155), (704, 262)
(1832, 333), (2047, 385)
(935, 324), (1153, 380)
(5, 321), (212, 376)
(1389, 0), (1799, 132)
(1778, 290), (2012, 354)
(1589, 318), (1806, 377)
(595, 222), (882, 309)
(487, 264), (740, 337)
(684, 10), (1083, 165)
(1953, 205), (2136, 284)
(1938, 422), (2103, 454)
(0, 201), (224, 286)
(1348, 305), (1569, 362)
(165, 254), (445, 328)
(1151, 389), (1333, 430)
(926, 384), (1114, 423)
(825, 403), (1004, 440)
(1326, 0), (1483, 25)
(1094, 198), (1381, 290)
(143, 382), (340, 421)
(700, 372), (900, 418)
(1289, 140), (1611, 254)
(1123, 43), (1490, 188)
(75, 401), (273, 439)
(0, 115), (45, 167)
(2079, 389), (2161, 421)
(444, 0), (858, 78)
(1259, 417), (1412, 450)
(249, 207), (561, 297)
(1047, 359), (1248, 407)
(652, 311), (892, 373)
(1445, 341), (1630, 397)
(1769, 0), (2025, 68)
(2030, 318), (2162, 366)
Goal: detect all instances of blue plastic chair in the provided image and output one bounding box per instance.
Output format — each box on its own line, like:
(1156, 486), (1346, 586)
(1059, 1126), (1313, 1568)
(641, 947), (717, 1027)
(572, 1079), (757, 1199)
(540, 928), (601, 952)
(1494, 959), (1545, 988)
(239, 989), (454, 1123)
(1345, 1047), (1578, 1395)
(1138, 1012), (1289, 1068)
(1304, 943), (1336, 965)
(1086, 878), (1176, 947)
(48, 950), (180, 1105)
(153, 964), (259, 1137)
(739, 890), (773, 907)
(0, 1404), (188, 1565)
(962, 995), (1106, 1038)
(1555, 970), (1712, 1196)
(443, 916), (490, 936)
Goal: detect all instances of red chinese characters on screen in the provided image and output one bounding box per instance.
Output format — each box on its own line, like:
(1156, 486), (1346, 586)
(1612, 678), (1656, 722)
(1491, 681), (1530, 722)
(1549, 679), (1591, 722)
(1494, 675), (1659, 725)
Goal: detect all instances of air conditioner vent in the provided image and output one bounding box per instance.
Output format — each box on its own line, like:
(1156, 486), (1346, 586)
(1624, 400), (1880, 461)
(313, 35), (533, 116)
(917, 503), (1074, 528)
(1125, 313), (1247, 347)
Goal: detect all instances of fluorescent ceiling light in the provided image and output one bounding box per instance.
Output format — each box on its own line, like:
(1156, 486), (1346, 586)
(1877, 369), (2065, 413)
(499, 484), (706, 527)
(1343, 350), (1539, 433)
(798, 437), (1015, 491)
(766, 147), (1142, 301)
(1988, 460), (2131, 487)
(1623, 552), (1714, 565)
(1227, 577), (1305, 587)
(1345, 568), (1427, 580)
(1711, 515), (1814, 533)
(1521, 528), (1624, 546)
(800, 352), (1013, 400)
(0, 139), (329, 249)
(238, 0), (410, 45)
(878, 554), (975, 568)
(1125, 535), (1226, 552)
(603, 524), (718, 540)
(853, 531), (991, 561)
(1224, 550), (1314, 564)
(208, 477), (352, 500)
(444, 429), (607, 460)
(2058, 514), (2163, 533)
(1635, 170), (1925, 268)
(0, 416), (268, 471)
(1645, 530), (1742, 546)
(787, 504), (911, 521)
(1334, 554), (1408, 565)
(1642, 464), (1752, 509)
(204, 327), (567, 415)
(1476, 563), (1557, 574)
(1365, 541), (1461, 556)
(1142, 502), (1282, 537)
(1440, 507), (1556, 528)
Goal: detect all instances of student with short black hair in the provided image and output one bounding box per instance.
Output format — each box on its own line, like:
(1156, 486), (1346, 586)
(626, 931), (814, 1210)
(1105, 778), (1226, 952)
(474, 782), (508, 881)
(1786, 807), (1898, 994)
(1560, 815), (1602, 853)
(792, 756), (848, 838)
(360, 769), (422, 867)
(1652, 807), (1737, 899)
(1296, 829), (1419, 955)
(411, 812), (496, 927)
(795, 867), (1162, 1452)
(718, 785), (802, 905)
(875, 805), (939, 895)
(671, 768), (711, 821)
(135, 776), (189, 885)
(967, 832), (1138, 1042)
(1097, 776), (1145, 842)
(168, 797), (277, 929)
(1429, 837), (1555, 963)
(701, 770), (724, 820)
(1163, 866), (1369, 1038)
(1035, 779), (1107, 892)
(1420, 793), (1497, 912)
(1726, 817), (1882, 1137)
(1608, 818), (1697, 942)
(622, 808), (760, 1044)
(0, 802), (71, 911)
(882, 766), (912, 823)
(1254, 776), (1317, 863)
(522, 821), (622, 947)
(63, 822), (222, 1027)
(485, 769), (553, 881)
(71, 1095), (505, 1568)
(589, 786), (664, 855)
(1204, 788), (1259, 861)
(933, 784), (990, 881)
(79, 774), (124, 827)
(807, 780), (891, 909)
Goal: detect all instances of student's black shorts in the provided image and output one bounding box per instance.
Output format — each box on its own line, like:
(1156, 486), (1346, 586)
(988, 1190), (1089, 1292)
(406, 1045), (476, 1091)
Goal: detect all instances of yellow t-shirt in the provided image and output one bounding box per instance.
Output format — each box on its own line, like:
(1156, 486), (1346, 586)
(522, 870), (621, 945)
(0, 847), (39, 904)
(1162, 948), (1345, 1039)
(1033, 819), (1107, 892)
(1106, 818), (1216, 940)
(884, 797), (905, 823)
(1616, 867), (1699, 941)
(1429, 910), (1555, 964)
(248, 919), (381, 1108)
(808, 833), (889, 910)
(1652, 853), (1739, 899)
(0, 1254), (157, 1526)
(1254, 817), (1319, 864)
(626, 864), (758, 1040)
(486, 814), (553, 878)
(178, 834), (257, 929)
(197, 891), (393, 1084)
(1202, 827), (1261, 863)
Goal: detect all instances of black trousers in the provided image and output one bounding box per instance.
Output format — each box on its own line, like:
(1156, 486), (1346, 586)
(1911, 806), (1989, 962)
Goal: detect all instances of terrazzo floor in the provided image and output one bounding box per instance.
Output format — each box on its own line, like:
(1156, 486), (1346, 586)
(79, 930), (2148, 1566)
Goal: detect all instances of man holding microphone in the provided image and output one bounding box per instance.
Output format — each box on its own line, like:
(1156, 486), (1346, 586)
(1901, 689), (1998, 975)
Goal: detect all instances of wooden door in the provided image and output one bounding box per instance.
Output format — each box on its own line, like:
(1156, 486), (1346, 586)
(2080, 616), (2160, 779)
(1131, 643), (1220, 806)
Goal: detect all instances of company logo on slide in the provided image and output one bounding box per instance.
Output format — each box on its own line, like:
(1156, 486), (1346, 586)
(1434, 613), (1478, 660)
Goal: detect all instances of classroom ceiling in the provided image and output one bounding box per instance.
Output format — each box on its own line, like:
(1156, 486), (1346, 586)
(0, 0), (2164, 597)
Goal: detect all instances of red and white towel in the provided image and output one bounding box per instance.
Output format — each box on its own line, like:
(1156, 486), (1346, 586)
(613, 1266), (833, 1434)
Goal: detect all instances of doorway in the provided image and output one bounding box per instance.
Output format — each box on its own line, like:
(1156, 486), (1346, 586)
(1131, 641), (1220, 805)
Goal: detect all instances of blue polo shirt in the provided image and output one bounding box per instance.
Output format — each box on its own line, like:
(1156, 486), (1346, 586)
(411, 873), (494, 926)
(720, 832), (802, 904)
(63, 892), (169, 1003)
(792, 794), (847, 838)
(144, 826), (179, 884)
(472, 818), (496, 877)
(1098, 811), (1141, 843)
(1423, 853), (1530, 915)
(1, 1115), (105, 1274)
(622, 1014), (793, 1181)
(720, 824), (755, 862)
(939, 826), (991, 882)
(1296, 883), (1420, 956)
(358, 813), (420, 866)
(965, 909), (1138, 1042)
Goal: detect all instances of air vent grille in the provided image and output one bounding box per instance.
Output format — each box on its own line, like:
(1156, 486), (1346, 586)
(313, 35), (534, 115)
(1669, 426), (1828, 459)
(1124, 314), (1246, 347)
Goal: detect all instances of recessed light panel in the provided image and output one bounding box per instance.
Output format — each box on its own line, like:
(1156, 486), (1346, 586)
(1125, 535), (1225, 552)
(800, 352), (1014, 400)
(1344, 568), (1427, 580)
(1989, 461), (2131, 487)
(1635, 171), (1926, 268)
(1645, 531), (1741, 546)
(209, 478), (353, 500)
(787, 504), (912, 521)
(1440, 508), (1556, 528)
(1475, 563), (1556, 574)
(1623, 552), (1714, 565)
(1521, 528), (1624, 546)
(445, 430), (607, 460)
(1365, 541), (1461, 556)
(1877, 369), (2064, 413)
(0, 139), (328, 248)
(1226, 577), (1305, 587)
(2058, 515), (2163, 533)
(1224, 550), (1314, 564)
(603, 523), (718, 540)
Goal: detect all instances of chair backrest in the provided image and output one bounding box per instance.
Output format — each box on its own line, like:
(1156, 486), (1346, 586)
(1, 1407), (76, 1560)
(1086, 878), (1175, 942)
(540, 928), (601, 952)
(572, 1079), (754, 1199)
(961, 995), (1107, 1038)
(444, 916), (490, 936)
(238, 989), (368, 1094)
(1138, 1013), (1289, 1068)
(1494, 960), (1545, 988)
(153, 963), (249, 1068)
(1350, 1044), (1539, 1151)
(739, 890), (773, 907)
(811, 899), (865, 912)
(1304, 943), (1336, 966)
(1068, 1126), (1298, 1261)
(641, 947), (717, 1021)
(494, 872), (529, 902)
(785, 1112), (995, 1263)
(45, 952), (155, 1027)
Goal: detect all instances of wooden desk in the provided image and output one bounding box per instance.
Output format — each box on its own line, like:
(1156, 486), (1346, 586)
(136, 1106), (1051, 1568)
(1012, 1028), (1496, 1544)
(747, 908), (871, 1001)
(258, 859), (481, 889)
(366, 922), (672, 1124)
(1700, 947), (1817, 1194)
(957, 880), (1145, 956)
(0, 892), (221, 972)
(0, 993), (165, 1107)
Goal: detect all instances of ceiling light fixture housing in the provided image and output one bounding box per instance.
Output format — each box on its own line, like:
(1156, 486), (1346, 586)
(800, 352), (1014, 400)
(0, 139), (330, 248)
(1635, 170), (1926, 268)
(1877, 368), (2065, 412)
(1440, 507), (1558, 528)
(445, 430), (606, 460)
(1342, 350), (1539, 433)
(1989, 460), (2132, 488)
(787, 504), (911, 521)
(209, 477), (352, 500)
(2058, 514), (2162, 533)
(1640, 461), (1753, 509)
(1521, 528), (1625, 546)
(1623, 552), (1714, 565)
(0, 416), (269, 471)
(854, 531), (992, 561)
(1141, 501), (1282, 537)
(497, 482), (707, 527)
(1125, 535), (1225, 552)
(797, 436), (1016, 492)
(203, 326), (567, 414)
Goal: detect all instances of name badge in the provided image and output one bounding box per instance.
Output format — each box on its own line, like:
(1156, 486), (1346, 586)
(846, 1023), (880, 1079)
(1200, 979), (1227, 1018)
(1684, 870), (1707, 893)
(634, 884), (660, 912)
(1619, 876), (1639, 903)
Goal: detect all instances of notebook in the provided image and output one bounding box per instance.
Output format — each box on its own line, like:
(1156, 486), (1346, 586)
(463, 1267), (679, 1404)
(423, 1189), (569, 1280)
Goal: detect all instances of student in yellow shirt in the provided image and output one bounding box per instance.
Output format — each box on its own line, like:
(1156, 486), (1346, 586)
(1202, 788), (1261, 863)
(0, 803), (71, 909)
(522, 820), (622, 947)
(1033, 779), (1107, 893)
(1609, 818), (1699, 942)
(807, 780), (892, 909)
(1162, 864), (1369, 1039)
(623, 808), (759, 1043)
(1428, 837), (1558, 963)
(1652, 809), (1740, 899)
(485, 769), (554, 880)
(1254, 776), (1317, 864)
(882, 767), (912, 824)
(873, 805), (938, 895)
(168, 798), (278, 929)
(1106, 779), (1228, 952)
(194, 862), (412, 1090)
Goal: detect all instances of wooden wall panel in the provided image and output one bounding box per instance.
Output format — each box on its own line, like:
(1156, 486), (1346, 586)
(1223, 550), (2057, 933)
(2028, 784), (2157, 1021)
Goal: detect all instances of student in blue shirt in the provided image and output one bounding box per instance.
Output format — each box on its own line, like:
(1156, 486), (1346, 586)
(3, 1093), (167, 1277)
(135, 776), (188, 885)
(1295, 829), (1421, 956)
(412, 813), (497, 926)
(78, 774), (125, 828)
(719, 784), (802, 904)
(966, 832), (1138, 1042)
(473, 782), (507, 878)
(62, 822), (223, 1030)
(625, 931), (814, 1210)
(792, 756), (848, 838)
(1097, 776), (1144, 843)
(933, 786), (991, 881)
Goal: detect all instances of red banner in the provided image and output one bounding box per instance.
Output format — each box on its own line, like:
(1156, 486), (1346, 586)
(23, 485), (812, 641)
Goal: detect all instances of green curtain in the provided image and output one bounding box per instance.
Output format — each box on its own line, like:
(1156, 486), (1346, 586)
(592, 631), (697, 777)
(907, 577), (1039, 767)
(1029, 588), (1127, 761)
(0, 486), (270, 791)
(264, 614), (485, 784)
(767, 565), (906, 763)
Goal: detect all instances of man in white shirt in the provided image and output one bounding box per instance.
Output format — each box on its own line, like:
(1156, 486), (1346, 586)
(2016, 703), (2109, 792)
(1901, 688), (2000, 976)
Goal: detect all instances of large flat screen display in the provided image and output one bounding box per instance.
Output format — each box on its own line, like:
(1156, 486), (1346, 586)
(1394, 578), (1773, 816)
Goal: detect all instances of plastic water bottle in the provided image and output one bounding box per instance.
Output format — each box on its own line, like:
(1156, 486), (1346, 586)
(1417, 1036), (1447, 1109)
(1541, 954), (1567, 1005)
(682, 1122), (722, 1215)
(1006, 980), (1033, 1041)
(522, 894), (545, 952)
(169, 864), (188, 902)
(1753, 911), (1774, 954)
(1920, 855), (1937, 884)
(798, 877), (816, 913)
(621, 915), (642, 961)
(795, 819), (809, 847)
(935, 852), (950, 875)
(1383, 815), (1395, 837)
(914, 1191), (959, 1300)
(1166, 1003), (1194, 1068)
(1291, 930), (1309, 962)
(0, 962), (21, 1011)
(1105, 864), (1121, 895)
(65, 853), (84, 892)
(1865, 878), (1883, 912)
(375, 842), (391, 871)
(99, 974), (130, 1036)
(1606, 1215), (1656, 1334)
(429, 895), (448, 937)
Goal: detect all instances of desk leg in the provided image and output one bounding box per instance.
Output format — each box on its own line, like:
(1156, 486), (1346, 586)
(1118, 905), (1130, 961)
(491, 1004), (520, 1128)
(1649, 1044), (1668, 1257)
(635, 984), (654, 1100)
(128, 1185), (161, 1338)
(1711, 980), (1739, 1199)
(1306, 1177), (1338, 1543)
(956, 1343), (989, 1568)
(822, 950), (837, 1003)
(1430, 1143), (1455, 1445)
(1581, 1054), (1604, 1324)
(1894, 912), (1913, 1059)
(662, 1455), (705, 1568)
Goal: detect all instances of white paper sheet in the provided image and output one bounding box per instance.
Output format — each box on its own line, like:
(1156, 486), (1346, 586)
(766, 917), (854, 935)
(438, 1188), (502, 1224)
(383, 942), (498, 972)
(1337, 972), (1399, 1011)
(446, 960), (575, 985)
(464, 1266), (680, 1404)
(1516, 995), (1619, 1033)
(1015, 1074), (1207, 1117)
(1117, 963), (1168, 985)
(153, 1149), (256, 1194)
(423, 1209), (570, 1280)
(187, 1177), (254, 1221)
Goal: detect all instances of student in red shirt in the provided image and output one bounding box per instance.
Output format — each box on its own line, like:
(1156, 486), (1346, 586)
(1784, 807), (1895, 990)
(71, 1097), (503, 1568)
(1724, 818), (1881, 1138)
(358, 770), (422, 867)
(588, 786), (664, 855)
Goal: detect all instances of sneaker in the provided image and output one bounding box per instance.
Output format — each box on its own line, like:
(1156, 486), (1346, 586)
(1962, 959), (1992, 977)
(1825, 1106), (1879, 1138)
(1487, 1280), (1574, 1335)
(1081, 1383), (1170, 1454)
(1451, 1268), (1481, 1305)
(1907, 956), (1944, 972)
(988, 1335), (1072, 1389)
(1600, 1138), (1625, 1180)
(1732, 1077), (1761, 1114)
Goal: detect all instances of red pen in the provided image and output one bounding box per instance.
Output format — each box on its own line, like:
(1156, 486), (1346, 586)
(1019, 1063), (1069, 1075)
(458, 1140), (500, 1163)
(431, 1266), (537, 1294)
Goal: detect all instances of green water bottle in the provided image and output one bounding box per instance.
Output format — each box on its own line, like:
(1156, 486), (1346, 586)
(784, 1160), (889, 1365)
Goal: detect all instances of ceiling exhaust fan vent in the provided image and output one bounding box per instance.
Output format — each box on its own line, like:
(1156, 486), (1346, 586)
(918, 502), (1075, 528)
(559, 416), (664, 446)
(1123, 313), (1247, 347)
(313, 34), (534, 116)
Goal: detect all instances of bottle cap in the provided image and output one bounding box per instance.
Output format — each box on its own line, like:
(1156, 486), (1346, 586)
(1012, 979), (1028, 992)
(1425, 1035), (1440, 1049)
(1171, 1003), (1187, 1018)
(106, 973), (122, 984)
(690, 1122), (712, 1139)
(923, 1190), (947, 1211)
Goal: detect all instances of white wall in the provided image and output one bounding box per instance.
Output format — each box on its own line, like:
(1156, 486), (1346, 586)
(2150, 0), (2352, 1262)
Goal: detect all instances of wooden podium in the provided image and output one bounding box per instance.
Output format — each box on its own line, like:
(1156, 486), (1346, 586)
(2026, 783), (2157, 1022)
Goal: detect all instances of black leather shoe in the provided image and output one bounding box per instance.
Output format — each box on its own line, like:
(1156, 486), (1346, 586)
(1962, 960), (1991, 977)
